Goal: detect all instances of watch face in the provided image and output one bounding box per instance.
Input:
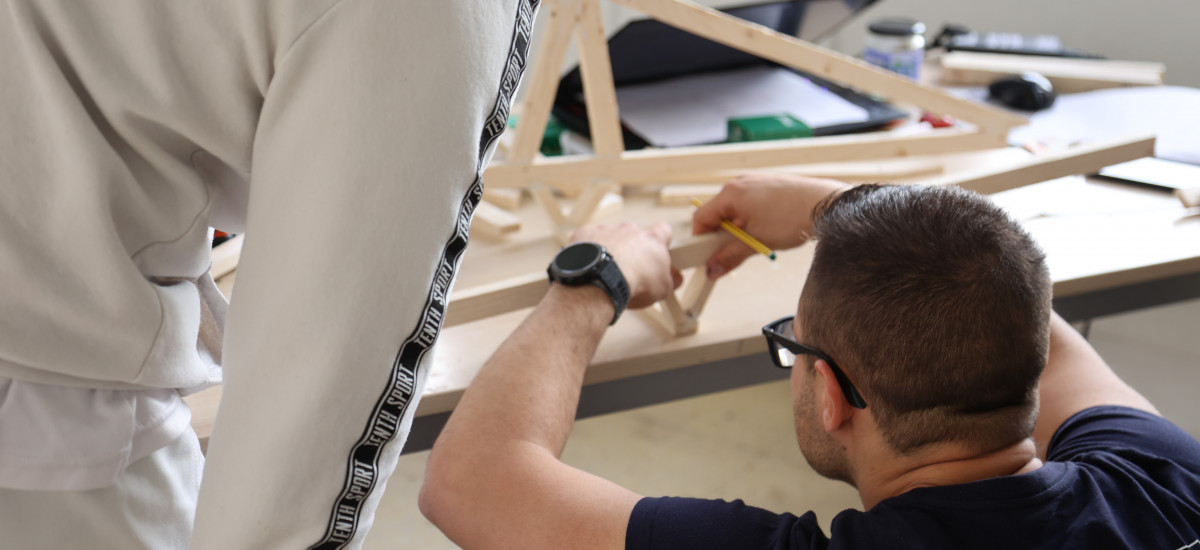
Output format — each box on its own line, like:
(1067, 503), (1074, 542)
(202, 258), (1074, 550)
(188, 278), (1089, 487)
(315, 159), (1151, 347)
(555, 242), (604, 277)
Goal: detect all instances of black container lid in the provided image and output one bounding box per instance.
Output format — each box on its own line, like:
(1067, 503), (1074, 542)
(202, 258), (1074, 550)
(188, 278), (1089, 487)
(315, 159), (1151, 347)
(869, 18), (926, 37)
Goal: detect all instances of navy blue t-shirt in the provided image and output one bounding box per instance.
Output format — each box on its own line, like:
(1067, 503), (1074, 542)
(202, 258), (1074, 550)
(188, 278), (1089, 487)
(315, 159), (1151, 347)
(626, 406), (1200, 549)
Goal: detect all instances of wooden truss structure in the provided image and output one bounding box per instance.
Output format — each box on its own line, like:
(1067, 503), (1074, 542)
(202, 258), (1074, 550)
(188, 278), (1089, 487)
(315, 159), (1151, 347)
(209, 0), (1160, 338)
(211, 137), (1155, 337)
(485, 0), (1030, 229)
(455, 136), (1157, 335)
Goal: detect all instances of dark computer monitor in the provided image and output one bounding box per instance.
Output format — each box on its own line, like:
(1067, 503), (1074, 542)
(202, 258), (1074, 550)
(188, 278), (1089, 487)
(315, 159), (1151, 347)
(552, 0), (899, 149)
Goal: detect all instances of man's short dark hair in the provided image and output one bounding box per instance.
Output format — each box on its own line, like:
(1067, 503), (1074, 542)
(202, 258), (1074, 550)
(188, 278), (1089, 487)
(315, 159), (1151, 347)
(801, 184), (1051, 455)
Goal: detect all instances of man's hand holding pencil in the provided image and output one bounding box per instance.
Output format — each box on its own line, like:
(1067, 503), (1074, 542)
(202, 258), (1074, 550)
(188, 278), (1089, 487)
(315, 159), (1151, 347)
(692, 174), (850, 279)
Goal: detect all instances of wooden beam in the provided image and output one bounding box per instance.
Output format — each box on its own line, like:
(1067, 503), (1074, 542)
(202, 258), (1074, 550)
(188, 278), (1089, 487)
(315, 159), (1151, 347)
(485, 128), (1005, 187)
(1177, 187), (1200, 209)
(655, 157), (948, 204)
(645, 158), (945, 188)
(925, 135), (1156, 194)
(681, 270), (716, 319)
(637, 304), (680, 335)
(574, 0), (625, 158)
(215, 272), (236, 299)
(566, 181), (619, 227)
(509, 0), (583, 163)
(940, 52), (1165, 93)
(593, 191), (625, 220)
(471, 201), (522, 237)
(443, 232), (727, 327)
(608, 0), (1026, 133)
(659, 184), (721, 206)
(531, 184), (569, 226)
(210, 234), (244, 280)
(673, 270), (716, 335)
(482, 188), (524, 210)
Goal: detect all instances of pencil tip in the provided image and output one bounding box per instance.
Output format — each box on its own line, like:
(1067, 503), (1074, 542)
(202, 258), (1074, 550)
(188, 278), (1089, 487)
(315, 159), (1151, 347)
(769, 253), (777, 261)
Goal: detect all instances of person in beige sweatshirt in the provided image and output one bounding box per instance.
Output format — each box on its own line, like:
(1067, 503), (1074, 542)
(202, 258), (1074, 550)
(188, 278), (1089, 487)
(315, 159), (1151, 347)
(0, 1), (539, 548)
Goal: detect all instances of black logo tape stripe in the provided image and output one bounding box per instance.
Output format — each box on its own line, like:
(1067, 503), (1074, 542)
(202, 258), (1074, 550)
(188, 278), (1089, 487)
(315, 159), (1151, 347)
(308, 1), (539, 548)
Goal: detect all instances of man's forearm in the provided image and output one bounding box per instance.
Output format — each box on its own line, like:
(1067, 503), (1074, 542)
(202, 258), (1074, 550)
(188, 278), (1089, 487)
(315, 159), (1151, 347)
(439, 284), (612, 454)
(421, 284), (616, 546)
(423, 223), (675, 550)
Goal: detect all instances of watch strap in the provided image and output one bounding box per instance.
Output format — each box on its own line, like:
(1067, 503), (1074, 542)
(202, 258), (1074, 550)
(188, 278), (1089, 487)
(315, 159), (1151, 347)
(591, 256), (630, 325)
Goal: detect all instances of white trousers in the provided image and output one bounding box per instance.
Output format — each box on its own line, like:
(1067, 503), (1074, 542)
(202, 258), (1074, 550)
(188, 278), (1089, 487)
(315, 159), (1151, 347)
(0, 427), (203, 550)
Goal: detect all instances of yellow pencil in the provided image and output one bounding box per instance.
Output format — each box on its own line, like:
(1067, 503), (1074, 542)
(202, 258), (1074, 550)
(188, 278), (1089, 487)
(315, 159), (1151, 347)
(691, 198), (776, 261)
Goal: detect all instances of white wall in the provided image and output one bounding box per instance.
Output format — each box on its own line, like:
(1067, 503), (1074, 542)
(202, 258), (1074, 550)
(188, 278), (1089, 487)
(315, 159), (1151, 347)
(527, 1), (1198, 89)
(821, 0), (1200, 88)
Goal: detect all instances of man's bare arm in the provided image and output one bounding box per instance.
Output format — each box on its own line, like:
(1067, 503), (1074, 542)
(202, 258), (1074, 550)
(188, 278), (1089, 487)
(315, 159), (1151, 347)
(1032, 312), (1159, 458)
(420, 223), (678, 550)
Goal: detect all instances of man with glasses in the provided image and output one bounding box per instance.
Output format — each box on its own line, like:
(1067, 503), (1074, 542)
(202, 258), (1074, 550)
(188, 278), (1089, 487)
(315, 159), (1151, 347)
(421, 175), (1200, 549)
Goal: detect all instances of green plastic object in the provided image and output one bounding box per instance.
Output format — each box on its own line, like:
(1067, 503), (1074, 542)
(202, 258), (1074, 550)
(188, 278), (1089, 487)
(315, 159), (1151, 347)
(726, 114), (813, 143)
(540, 115), (566, 156)
(507, 113), (567, 156)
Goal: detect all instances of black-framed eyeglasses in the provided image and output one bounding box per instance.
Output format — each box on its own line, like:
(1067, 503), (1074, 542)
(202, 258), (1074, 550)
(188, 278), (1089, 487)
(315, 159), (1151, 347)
(762, 316), (867, 409)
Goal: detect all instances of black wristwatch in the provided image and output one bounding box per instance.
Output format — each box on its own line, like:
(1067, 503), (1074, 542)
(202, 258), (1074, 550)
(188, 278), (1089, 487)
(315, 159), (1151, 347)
(547, 242), (631, 325)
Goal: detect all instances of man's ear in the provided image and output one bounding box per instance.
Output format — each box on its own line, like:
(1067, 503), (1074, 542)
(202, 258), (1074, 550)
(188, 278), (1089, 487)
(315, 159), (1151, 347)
(814, 359), (854, 433)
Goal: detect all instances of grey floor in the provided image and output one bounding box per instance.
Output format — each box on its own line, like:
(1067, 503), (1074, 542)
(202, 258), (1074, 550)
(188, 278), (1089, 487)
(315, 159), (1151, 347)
(364, 299), (1200, 549)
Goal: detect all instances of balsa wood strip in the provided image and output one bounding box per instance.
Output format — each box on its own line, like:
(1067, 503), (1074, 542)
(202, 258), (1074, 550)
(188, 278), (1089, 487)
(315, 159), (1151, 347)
(509, 0), (584, 163)
(940, 52), (1164, 93)
(574, 0), (625, 159)
(926, 135), (1156, 195)
(486, 128), (1004, 187)
(209, 234), (244, 280)
(471, 201), (523, 237)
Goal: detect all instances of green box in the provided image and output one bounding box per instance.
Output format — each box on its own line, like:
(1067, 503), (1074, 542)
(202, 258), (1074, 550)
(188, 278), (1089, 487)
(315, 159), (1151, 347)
(505, 113), (567, 156)
(726, 114), (813, 143)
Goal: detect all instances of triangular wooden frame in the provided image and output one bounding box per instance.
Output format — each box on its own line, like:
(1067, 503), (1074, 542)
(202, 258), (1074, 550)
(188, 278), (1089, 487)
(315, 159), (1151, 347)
(638, 268), (715, 336)
(487, 0), (1029, 230)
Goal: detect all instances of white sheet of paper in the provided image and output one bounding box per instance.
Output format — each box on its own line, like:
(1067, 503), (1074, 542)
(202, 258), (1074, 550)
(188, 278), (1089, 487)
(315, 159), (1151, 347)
(1007, 86), (1200, 165)
(613, 66), (871, 148)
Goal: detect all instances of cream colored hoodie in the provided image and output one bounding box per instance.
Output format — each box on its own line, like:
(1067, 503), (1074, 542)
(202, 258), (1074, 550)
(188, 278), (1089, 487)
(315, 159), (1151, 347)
(0, 0), (537, 547)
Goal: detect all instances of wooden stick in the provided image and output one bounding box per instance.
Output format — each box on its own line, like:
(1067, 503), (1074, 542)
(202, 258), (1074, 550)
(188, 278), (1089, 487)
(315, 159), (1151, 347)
(646, 158), (946, 188)
(608, 0), (1026, 133)
(215, 271), (236, 299)
(656, 158), (949, 205)
(531, 184), (569, 226)
(636, 304), (680, 336)
(672, 270), (716, 335)
(210, 234), (244, 280)
(924, 135), (1156, 195)
(574, 0), (625, 158)
(471, 201), (522, 237)
(486, 128), (1004, 187)
(482, 188), (524, 210)
(593, 191), (625, 220)
(509, 0), (583, 163)
(443, 232), (727, 327)
(1177, 187), (1200, 209)
(940, 52), (1165, 93)
(660, 293), (690, 328)
(682, 271), (716, 318)
(566, 181), (619, 227)
(659, 184), (723, 206)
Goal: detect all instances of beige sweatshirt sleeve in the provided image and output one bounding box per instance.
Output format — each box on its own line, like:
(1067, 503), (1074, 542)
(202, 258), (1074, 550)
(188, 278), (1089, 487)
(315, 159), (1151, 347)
(191, 1), (537, 548)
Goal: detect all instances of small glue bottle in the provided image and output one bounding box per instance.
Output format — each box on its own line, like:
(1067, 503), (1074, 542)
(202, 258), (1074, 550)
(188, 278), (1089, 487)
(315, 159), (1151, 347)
(863, 18), (926, 80)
